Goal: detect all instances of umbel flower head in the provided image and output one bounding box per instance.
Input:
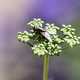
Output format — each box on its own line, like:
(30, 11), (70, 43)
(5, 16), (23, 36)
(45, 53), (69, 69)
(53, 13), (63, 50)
(17, 18), (80, 56)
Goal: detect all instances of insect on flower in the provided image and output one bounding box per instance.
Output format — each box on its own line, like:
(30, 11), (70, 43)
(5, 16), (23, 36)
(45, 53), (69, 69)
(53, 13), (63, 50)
(33, 27), (52, 42)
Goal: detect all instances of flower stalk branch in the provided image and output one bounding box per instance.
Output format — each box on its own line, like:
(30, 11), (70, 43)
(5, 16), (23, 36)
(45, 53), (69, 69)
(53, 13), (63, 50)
(43, 55), (49, 80)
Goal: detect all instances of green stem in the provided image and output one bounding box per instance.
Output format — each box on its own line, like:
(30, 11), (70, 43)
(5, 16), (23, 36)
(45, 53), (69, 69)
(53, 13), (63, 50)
(43, 55), (49, 80)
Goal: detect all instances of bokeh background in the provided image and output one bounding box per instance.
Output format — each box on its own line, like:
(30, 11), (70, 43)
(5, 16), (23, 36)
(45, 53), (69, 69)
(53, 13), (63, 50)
(0, 0), (80, 80)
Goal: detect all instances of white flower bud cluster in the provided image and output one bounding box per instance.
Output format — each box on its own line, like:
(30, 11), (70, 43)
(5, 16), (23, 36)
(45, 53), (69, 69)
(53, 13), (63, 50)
(17, 18), (80, 56)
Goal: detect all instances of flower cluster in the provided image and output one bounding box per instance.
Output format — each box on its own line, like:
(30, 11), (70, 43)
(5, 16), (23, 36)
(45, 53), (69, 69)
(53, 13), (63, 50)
(61, 25), (80, 47)
(17, 18), (80, 56)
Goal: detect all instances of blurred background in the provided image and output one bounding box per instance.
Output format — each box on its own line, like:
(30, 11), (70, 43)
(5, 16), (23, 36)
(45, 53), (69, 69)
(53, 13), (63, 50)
(0, 0), (80, 80)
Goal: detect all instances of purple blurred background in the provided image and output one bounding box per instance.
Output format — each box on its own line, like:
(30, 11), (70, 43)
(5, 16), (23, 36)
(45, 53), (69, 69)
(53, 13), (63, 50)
(0, 0), (80, 80)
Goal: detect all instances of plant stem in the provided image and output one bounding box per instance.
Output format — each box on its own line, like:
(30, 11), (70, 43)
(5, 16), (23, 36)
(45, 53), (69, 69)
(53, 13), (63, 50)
(43, 55), (49, 80)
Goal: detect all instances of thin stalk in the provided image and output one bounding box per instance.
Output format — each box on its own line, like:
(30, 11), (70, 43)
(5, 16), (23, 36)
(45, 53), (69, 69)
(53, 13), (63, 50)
(43, 55), (49, 80)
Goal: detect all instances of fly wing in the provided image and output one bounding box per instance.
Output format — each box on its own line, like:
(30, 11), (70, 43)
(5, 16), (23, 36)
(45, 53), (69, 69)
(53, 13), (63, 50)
(36, 27), (46, 32)
(41, 32), (52, 42)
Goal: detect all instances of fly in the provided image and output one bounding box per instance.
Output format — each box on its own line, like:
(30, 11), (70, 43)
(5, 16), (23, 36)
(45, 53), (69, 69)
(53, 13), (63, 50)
(33, 27), (52, 42)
